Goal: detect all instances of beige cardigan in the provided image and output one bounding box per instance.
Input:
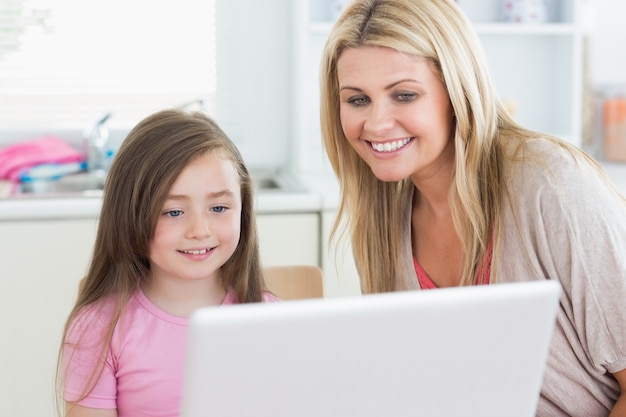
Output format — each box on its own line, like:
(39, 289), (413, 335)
(384, 135), (623, 415)
(497, 138), (626, 416)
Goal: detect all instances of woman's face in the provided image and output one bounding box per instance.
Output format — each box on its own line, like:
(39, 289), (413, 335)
(337, 46), (456, 183)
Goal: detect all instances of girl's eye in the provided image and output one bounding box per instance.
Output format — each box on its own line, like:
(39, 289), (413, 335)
(211, 206), (227, 213)
(165, 210), (183, 217)
(346, 95), (369, 107)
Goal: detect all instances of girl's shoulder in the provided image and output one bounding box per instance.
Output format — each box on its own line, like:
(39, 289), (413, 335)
(66, 295), (118, 343)
(69, 290), (144, 332)
(221, 290), (281, 305)
(262, 292), (281, 302)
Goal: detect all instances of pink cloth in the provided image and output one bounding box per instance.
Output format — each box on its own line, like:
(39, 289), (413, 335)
(63, 289), (279, 417)
(412, 236), (493, 289)
(0, 136), (84, 182)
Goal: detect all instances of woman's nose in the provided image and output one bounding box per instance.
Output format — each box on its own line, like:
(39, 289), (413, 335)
(363, 100), (395, 136)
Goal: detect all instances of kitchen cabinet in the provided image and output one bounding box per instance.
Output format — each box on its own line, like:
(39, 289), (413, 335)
(291, 0), (585, 179)
(320, 210), (361, 298)
(0, 218), (97, 417)
(0, 210), (320, 417)
(257, 212), (320, 266)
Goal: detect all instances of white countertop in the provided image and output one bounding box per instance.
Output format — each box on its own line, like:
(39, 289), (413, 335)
(0, 190), (325, 221)
(0, 163), (623, 221)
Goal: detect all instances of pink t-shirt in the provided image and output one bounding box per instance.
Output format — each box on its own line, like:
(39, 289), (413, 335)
(63, 289), (279, 417)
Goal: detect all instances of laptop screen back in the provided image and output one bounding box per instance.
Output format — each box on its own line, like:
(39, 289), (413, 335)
(181, 280), (560, 417)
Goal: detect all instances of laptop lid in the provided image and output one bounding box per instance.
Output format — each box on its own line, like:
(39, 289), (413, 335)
(181, 280), (560, 417)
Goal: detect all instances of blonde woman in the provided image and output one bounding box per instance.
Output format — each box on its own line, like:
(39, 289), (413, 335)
(320, 0), (626, 415)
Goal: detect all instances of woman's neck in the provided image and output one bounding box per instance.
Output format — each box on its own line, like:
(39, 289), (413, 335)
(409, 140), (455, 212)
(410, 150), (464, 287)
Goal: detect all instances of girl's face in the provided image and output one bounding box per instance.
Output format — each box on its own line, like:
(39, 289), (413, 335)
(337, 46), (456, 183)
(149, 151), (241, 287)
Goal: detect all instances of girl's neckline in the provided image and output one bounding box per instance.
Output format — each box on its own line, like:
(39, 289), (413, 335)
(133, 288), (236, 323)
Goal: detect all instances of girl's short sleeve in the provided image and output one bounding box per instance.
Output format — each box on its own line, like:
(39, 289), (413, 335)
(62, 303), (118, 409)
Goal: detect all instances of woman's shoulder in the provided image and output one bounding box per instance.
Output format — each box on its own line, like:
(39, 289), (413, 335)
(500, 136), (623, 218)
(504, 136), (577, 165)
(502, 136), (599, 187)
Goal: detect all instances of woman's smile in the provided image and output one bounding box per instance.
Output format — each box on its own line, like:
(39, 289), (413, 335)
(368, 137), (414, 154)
(337, 46), (455, 183)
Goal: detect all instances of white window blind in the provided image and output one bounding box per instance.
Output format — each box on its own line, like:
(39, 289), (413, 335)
(0, 0), (216, 129)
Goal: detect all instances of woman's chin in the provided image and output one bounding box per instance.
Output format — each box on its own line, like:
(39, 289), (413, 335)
(370, 168), (408, 183)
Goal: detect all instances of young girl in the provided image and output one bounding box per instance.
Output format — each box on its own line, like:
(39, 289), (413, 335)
(57, 109), (278, 417)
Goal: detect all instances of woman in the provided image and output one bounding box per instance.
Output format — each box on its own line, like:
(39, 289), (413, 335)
(319, 0), (626, 415)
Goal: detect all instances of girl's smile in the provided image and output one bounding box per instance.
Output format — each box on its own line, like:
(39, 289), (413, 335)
(178, 246), (215, 260)
(149, 151), (242, 286)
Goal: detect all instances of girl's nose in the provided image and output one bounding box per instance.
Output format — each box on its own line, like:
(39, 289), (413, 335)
(187, 213), (212, 239)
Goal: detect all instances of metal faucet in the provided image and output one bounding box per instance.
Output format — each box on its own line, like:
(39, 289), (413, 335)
(83, 113), (112, 179)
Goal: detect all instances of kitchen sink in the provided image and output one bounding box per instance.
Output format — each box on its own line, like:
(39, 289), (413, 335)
(255, 177), (280, 190)
(14, 169), (304, 197)
(18, 173), (106, 195)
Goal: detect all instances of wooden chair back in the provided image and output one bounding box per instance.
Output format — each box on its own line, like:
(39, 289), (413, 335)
(263, 265), (324, 300)
(77, 264), (324, 302)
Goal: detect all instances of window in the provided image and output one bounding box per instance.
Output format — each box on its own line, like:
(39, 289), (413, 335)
(0, 0), (216, 129)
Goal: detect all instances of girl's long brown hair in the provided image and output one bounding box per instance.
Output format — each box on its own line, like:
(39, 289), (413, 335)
(56, 109), (266, 414)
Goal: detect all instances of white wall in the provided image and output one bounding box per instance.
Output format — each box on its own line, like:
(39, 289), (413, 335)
(0, 1), (296, 173)
(0, 1), (621, 170)
(583, 0), (626, 160)
(587, 0), (626, 87)
(215, 0), (292, 171)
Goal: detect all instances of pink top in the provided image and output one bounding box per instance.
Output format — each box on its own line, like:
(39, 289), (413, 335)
(413, 238), (493, 289)
(63, 289), (279, 417)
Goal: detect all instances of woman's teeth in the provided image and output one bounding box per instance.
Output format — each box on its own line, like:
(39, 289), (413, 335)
(371, 138), (411, 152)
(182, 249), (207, 255)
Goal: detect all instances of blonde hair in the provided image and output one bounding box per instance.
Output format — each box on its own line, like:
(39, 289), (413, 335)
(56, 109), (266, 414)
(320, 0), (582, 292)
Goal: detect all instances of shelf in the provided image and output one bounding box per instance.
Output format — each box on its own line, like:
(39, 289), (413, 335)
(474, 23), (578, 36)
(457, 0), (577, 25)
(295, 0), (585, 174)
(310, 22), (578, 36)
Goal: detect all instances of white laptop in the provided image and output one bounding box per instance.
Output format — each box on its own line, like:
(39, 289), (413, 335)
(181, 280), (561, 417)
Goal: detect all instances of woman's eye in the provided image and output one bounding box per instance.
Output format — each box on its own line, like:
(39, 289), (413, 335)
(211, 206), (227, 214)
(165, 210), (183, 217)
(396, 92), (417, 102)
(347, 95), (369, 106)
